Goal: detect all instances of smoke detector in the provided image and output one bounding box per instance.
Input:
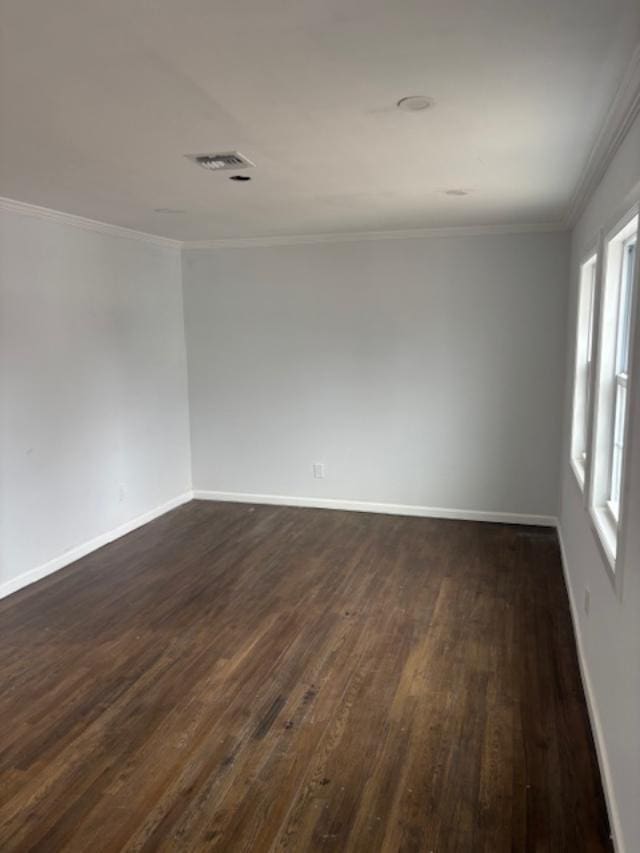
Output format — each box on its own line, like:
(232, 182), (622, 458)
(186, 151), (255, 172)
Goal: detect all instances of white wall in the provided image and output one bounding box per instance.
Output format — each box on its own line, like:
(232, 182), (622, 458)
(183, 231), (568, 519)
(559, 111), (640, 853)
(0, 209), (192, 595)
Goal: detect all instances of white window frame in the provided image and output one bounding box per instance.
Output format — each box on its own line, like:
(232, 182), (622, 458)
(570, 250), (599, 490)
(588, 206), (639, 591)
(606, 234), (635, 522)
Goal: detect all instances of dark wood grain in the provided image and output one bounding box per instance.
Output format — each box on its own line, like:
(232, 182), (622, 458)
(0, 501), (611, 851)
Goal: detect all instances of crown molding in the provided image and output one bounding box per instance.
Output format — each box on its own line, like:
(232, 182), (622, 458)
(183, 220), (566, 251)
(1, 195), (565, 251)
(0, 196), (182, 249)
(566, 42), (640, 229)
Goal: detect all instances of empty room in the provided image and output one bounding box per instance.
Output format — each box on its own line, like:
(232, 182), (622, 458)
(1, 1), (640, 851)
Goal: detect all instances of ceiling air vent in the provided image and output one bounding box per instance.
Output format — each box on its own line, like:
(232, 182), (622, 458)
(186, 151), (255, 172)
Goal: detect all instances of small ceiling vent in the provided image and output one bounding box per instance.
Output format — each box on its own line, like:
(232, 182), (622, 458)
(186, 151), (255, 172)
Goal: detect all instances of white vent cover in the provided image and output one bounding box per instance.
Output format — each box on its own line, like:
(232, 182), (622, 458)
(186, 151), (255, 171)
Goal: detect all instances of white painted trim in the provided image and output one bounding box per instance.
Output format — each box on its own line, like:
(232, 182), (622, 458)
(0, 195), (566, 251)
(588, 504), (617, 581)
(192, 489), (556, 526)
(556, 524), (623, 853)
(0, 492), (193, 600)
(0, 196), (182, 250)
(566, 43), (640, 228)
(569, 456), (586, 493)
(183, 221), (566, 251)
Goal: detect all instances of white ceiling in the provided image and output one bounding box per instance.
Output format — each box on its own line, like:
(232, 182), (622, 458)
(1, 0), (639, 241)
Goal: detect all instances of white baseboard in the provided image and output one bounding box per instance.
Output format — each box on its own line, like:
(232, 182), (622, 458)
(1, 490), (553, 602)
(0, 491), (193, 601)
(557, 525), (622, 853)
(192, 489), (556, 527)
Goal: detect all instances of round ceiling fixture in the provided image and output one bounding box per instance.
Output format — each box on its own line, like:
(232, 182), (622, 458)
(229, 174), (251, 182)
(396, 95), (434, 112)
(444, 189), (470, 196)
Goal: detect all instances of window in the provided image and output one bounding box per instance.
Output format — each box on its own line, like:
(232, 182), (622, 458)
(570, 253), (597, 486)
(590, 211), (638, 569)
(609, 236), (636, 519)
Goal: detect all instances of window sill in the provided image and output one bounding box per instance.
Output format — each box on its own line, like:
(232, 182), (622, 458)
(605, 500), (619, 525)
(570, 457), (586, 492)
(589, 505), (617, 576)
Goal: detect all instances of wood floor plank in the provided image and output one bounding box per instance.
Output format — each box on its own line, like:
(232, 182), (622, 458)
(0, 501), (611, 851)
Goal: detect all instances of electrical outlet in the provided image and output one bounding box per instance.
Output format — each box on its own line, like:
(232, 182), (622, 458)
(313, 462), (325, 479)
(584, 587), (590, 616)
(118, 483), (126, 503)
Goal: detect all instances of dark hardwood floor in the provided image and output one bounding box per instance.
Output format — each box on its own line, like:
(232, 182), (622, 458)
(0, 501), (611, 851)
